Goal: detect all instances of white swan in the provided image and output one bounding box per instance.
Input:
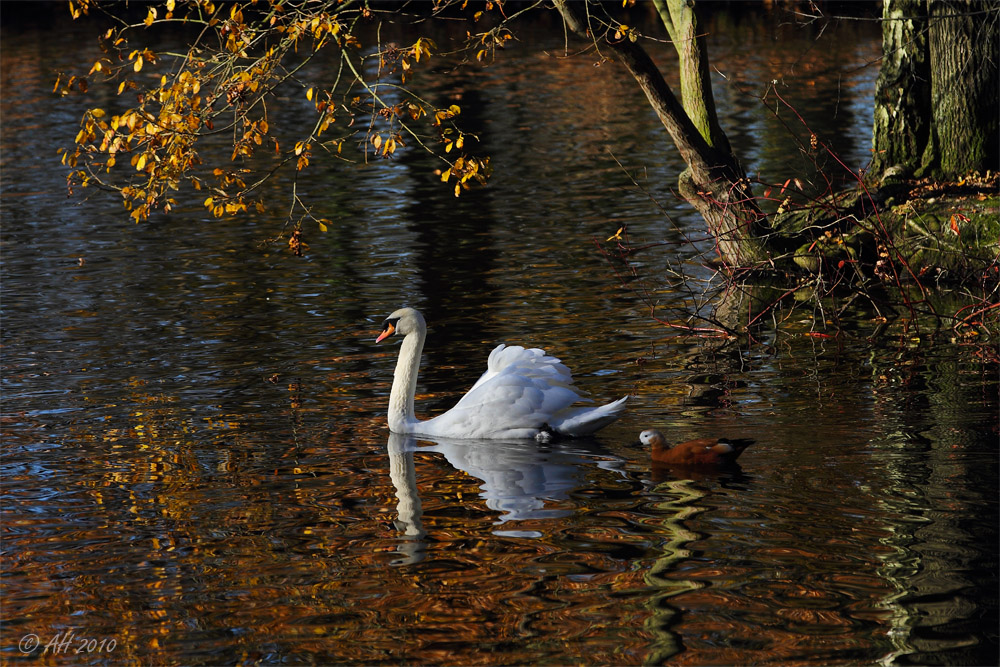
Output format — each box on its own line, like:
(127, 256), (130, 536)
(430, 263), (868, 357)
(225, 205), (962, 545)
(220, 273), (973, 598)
(375, 307), (627, 440)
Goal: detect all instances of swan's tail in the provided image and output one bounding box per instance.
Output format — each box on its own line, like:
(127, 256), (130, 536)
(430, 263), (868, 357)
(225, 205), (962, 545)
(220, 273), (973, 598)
(549, 396), (628, 437)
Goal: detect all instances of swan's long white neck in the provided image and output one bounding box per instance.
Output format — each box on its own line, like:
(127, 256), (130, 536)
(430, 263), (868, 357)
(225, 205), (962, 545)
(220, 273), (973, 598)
(388, 326), (425, 433)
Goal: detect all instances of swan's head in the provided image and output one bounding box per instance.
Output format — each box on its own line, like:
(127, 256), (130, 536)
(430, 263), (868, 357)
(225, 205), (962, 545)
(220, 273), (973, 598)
(638, 429), (667, 447)
(375, 307), (426, 343)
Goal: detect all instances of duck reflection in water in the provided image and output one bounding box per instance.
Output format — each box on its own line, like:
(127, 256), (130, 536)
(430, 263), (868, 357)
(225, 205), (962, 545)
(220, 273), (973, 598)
(385, 432), (625, 557)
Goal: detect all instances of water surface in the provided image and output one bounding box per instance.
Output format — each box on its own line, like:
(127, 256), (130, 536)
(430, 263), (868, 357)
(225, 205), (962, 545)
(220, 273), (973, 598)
(2, 6), (997, 666)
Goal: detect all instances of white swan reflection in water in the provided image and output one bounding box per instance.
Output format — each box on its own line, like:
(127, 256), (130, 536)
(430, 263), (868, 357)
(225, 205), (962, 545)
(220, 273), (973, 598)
(386, 432), (626, 561)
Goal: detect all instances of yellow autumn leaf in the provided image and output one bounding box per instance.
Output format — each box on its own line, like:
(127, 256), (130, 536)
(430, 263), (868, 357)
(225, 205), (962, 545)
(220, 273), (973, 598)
(306, 87), (314, 101)
(136, 154), (147, 171)
(134, 57), (143, 73)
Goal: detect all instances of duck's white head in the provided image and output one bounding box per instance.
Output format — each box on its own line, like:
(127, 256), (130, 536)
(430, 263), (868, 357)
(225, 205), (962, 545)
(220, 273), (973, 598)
(376, 307), (426, 343)
(639, 429), (667, 447)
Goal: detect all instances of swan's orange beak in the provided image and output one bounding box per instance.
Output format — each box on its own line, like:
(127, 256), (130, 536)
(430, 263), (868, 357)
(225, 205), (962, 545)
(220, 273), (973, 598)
(375, 321), (395, 343)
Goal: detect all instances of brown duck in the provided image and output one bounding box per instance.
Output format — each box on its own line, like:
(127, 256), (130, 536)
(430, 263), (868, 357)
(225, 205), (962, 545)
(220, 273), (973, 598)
(640, 429), (754, 467)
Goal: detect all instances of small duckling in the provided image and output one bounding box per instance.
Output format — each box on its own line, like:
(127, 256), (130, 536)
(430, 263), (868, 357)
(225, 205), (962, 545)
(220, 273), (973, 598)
(640, 429), (754, 467)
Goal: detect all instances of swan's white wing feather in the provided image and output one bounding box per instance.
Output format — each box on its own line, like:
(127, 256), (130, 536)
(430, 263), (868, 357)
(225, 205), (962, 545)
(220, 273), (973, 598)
(423, 373), (582, 439)
(549, 395), (629, 436)
(461, 344), (508, 396)
(456, 344), (576, 407)
(417, 345), (591, 439)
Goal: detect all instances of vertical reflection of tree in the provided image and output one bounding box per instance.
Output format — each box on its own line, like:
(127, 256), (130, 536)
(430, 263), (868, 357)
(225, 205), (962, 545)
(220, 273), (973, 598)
(642, 478), (709, 665)
(867, 345), (999, 665)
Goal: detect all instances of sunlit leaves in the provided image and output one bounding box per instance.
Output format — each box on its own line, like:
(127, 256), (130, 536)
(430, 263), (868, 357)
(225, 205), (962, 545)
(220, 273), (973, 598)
(433, 104), (462, 126)
(294, 142), (311, 170)
(474, 28), (512, 63)
(370, 133), (403, 158)
(53, 73), (88, 97)
(68, 0), (94, 19)
(613, 23), (638, 43)
(431, 104), (482, 190)
(87, 59), (112, 76)
(62, 0), (492, 226)
(412, 37), (435, 62)
(201, 168), (262, 218)
(439, 156), (491, 197)
(288, 229), (307, 256)
(129, 48), (156, 73)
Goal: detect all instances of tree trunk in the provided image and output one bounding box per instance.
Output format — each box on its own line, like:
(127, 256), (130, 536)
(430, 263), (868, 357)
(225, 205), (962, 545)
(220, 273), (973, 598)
(870, 0), (931, 180)
(652, 0), (731, 155)
(552, 0), (769, 269)
(871, 0), (999, 181)
(925, 0), (999, 177)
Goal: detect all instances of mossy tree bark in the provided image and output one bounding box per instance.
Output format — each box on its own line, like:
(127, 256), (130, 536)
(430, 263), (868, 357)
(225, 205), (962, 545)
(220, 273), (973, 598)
(871, 0), (999, 181)
(652, 0), (731, 155)
(552, 0), (769, 270)
(926, 0), (1000, 177)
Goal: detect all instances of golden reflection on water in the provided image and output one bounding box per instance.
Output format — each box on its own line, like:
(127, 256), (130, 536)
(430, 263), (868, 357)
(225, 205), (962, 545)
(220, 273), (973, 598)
(3, 6), (996, 666)
(3, 347), (994, 665)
